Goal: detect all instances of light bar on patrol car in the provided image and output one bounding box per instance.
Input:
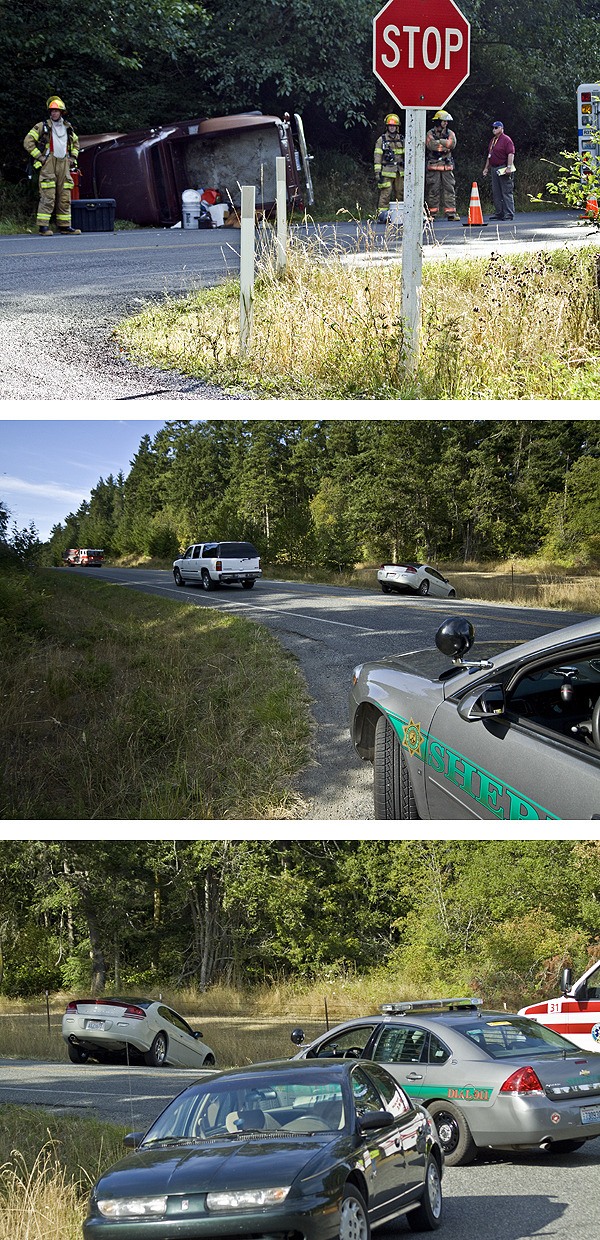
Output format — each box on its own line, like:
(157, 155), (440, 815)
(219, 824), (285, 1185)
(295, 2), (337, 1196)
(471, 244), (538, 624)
(381, 997), (483, 1014)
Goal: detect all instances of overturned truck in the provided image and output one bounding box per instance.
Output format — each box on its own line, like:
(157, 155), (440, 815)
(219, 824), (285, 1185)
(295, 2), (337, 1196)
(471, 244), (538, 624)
(78, 111), (314, 227)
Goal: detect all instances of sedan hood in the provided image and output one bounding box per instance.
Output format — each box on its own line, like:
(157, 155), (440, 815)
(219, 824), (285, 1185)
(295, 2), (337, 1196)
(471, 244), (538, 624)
(369, 640), (522, 684)
(95, 1135), (337, 1198)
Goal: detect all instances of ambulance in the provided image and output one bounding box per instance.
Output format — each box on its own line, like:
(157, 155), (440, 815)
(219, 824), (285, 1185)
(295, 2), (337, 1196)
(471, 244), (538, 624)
(519, 959), (600, 1052)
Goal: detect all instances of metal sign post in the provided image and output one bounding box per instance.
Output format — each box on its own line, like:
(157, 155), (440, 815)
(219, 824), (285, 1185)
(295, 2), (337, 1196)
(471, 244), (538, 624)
(401, 108), (427, 368)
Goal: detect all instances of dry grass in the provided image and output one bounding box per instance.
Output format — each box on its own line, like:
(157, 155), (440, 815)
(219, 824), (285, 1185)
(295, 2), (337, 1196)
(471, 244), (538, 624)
(0, 570), (311, 820)
(116, 238), (600, 399)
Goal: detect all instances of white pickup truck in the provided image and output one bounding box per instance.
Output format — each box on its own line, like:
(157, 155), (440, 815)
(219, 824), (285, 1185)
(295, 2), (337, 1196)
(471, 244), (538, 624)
(172, 541), (262, 591)
(519, 959), (600, 1052)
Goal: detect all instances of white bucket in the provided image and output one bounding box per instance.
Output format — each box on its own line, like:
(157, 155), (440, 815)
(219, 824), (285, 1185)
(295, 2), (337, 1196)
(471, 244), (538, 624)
(181, 188), (202, 229)
(388, 200), (404, 225)
(207, 203), (227, 227)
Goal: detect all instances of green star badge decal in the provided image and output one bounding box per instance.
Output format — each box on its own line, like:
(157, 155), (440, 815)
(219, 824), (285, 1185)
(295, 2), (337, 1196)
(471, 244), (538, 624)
(402, 718), (424, 757)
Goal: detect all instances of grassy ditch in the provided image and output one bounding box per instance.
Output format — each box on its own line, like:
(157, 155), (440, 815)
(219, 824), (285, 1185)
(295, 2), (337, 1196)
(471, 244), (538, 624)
(116, 242), (600, 399)
(0, 569), (311, 820)
(0, 1106), (125, 1239)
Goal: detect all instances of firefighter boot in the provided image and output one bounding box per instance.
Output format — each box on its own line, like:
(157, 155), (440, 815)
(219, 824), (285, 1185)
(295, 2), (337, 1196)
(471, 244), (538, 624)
(59, 226), (82, 234)
(39, 225), (53, 236)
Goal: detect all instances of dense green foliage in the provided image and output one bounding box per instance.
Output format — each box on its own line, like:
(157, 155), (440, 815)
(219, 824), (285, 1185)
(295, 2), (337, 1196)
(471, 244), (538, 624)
(2, 0), (598, 180)
(42, 419), (600, 568)
(1, 841), (599, 1006)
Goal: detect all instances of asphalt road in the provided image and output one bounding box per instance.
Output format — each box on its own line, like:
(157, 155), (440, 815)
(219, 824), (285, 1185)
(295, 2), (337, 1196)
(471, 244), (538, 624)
(61, 566), (588, 821)
(0, 1056), (598, 1240)
(1, 210), (595, 399)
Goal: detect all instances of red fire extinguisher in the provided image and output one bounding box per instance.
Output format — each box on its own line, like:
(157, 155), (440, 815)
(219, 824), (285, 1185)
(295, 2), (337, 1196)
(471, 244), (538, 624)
(71, 168), (81, 200)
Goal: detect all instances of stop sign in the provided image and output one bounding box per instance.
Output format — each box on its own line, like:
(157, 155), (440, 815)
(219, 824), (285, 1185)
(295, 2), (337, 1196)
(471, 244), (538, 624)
(373, 0), (470, 109)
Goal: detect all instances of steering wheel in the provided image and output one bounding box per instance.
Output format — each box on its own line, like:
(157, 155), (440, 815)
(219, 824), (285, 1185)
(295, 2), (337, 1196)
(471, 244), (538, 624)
(592, 695), (600, 749)
(343, 1047), (363, 1059)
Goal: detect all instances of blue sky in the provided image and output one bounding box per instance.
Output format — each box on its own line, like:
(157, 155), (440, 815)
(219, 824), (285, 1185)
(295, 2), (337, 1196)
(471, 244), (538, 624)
(0, 419), (169, 539)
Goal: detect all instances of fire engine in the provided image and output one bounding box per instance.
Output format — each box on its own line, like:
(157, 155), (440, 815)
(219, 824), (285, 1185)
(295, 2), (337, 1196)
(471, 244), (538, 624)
(577, 83), (600, 170)
(63, 548), (105, 566)
(519, 958), (600, 1052)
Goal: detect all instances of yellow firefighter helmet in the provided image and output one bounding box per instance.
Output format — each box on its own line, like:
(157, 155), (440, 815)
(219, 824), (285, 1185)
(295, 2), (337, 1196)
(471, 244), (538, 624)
(432, 110), (453, 122)
(385, 113), (401, 126)
(47, 96), (66, 111)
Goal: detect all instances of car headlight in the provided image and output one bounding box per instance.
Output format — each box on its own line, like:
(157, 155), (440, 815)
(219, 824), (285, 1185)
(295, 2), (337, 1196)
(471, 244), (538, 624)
(206, 1187), (290, 1211)
(97, 1196), (167, 1218)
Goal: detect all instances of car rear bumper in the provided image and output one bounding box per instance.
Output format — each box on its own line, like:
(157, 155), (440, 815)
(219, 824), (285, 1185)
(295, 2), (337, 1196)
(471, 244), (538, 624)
(217, 571), (262, 582)
(471, 1094), (600, 1148)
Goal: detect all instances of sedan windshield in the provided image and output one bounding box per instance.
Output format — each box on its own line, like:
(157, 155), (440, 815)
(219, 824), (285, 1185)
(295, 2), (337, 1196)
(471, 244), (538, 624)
(144, 1075), (346, 1144)
(461, 1016), (580, 1058)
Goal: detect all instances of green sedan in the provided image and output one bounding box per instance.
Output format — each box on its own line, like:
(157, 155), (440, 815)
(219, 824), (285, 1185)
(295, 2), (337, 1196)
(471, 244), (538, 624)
(84, 1059), (443, 1240)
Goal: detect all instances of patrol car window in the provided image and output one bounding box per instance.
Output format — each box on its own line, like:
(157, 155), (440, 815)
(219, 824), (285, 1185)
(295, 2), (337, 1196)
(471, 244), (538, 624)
(505, 652), (600, 745)
(372, 1024), (428, 1064)
(309, 1025), (377, 1059)
(351, 1067), (385, 1115)
(428, 1033), (451, 1065)
(463, 1017), (576, 1058)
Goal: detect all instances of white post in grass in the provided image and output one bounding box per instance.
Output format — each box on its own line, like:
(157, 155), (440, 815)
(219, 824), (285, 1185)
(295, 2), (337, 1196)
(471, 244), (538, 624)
(240, 184), (256, 353)
(401, 107), (427, 372)
(275, 156), (287, 272)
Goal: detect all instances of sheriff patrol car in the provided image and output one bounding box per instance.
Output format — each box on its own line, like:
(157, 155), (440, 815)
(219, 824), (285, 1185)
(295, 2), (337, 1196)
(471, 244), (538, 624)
(349, 615), (600, 820)
(519, 960), (600, 1053)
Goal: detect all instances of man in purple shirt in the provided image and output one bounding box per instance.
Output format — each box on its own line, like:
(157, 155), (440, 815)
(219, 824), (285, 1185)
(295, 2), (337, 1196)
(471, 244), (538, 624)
(482, 121), (515, 220)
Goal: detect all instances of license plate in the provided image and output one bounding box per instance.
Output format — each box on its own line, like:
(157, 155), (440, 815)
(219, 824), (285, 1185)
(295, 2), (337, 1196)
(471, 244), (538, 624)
(86, 1019), (105, 1030)
(581, 1104), (600, 1124)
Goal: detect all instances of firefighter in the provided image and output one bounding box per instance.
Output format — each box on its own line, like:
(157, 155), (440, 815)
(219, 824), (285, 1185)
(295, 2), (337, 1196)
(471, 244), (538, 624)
(374, 113), (405, 214)
(24, 97), (81, 235)
(425, 110), (460, 221)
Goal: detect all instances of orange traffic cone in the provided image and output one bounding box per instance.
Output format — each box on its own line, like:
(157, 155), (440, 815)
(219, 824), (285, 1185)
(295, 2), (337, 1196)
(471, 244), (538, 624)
(463, 181), (488, 226)
(582, 192), (599, 219)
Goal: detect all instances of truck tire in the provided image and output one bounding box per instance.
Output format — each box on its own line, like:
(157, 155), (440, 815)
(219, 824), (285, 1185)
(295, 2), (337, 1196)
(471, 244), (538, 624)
(201, 570), (216, 591)
(173, 567), (184, 586)
(242, 579), (255, 589)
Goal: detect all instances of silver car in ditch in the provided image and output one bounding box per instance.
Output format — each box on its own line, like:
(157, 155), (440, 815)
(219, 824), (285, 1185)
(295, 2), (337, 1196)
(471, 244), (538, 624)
(291, 999), (600, 1165)
(350, 614), (600, 820)
(377, 563), (456, 598)
(62, 998), (216, 1068)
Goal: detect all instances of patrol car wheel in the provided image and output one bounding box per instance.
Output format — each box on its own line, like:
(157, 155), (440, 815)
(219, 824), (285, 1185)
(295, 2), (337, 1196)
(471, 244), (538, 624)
(373, 714), (420, 820)
(427, 1101), (476, 1166)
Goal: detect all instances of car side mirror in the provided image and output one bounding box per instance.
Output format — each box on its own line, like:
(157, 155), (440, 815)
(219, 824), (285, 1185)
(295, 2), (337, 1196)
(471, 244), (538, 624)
(194, 1031), (203, 1039)
(358, 1110), (395, 1133)
(290, 1027), (305, 1046)
(561, 966), (573, 995)
(124, 1132), (144, 1149)
(457, 683), (505, 722)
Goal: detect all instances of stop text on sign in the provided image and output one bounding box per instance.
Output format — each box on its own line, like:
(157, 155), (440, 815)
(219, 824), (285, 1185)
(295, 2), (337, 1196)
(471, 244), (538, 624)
(381, 24), (464, 71)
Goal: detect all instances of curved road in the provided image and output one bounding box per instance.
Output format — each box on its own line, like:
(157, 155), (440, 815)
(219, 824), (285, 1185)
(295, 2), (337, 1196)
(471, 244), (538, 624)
(0, 1056), (598, 1240)
(60, 566), (587, 820)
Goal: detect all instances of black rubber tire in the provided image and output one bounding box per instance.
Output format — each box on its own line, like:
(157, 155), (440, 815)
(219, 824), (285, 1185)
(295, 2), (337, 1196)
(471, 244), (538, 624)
(373, 714), (420, 820)
(448, 588), (456, 598)
(545, 1139), (586, 1155)
(241, 579), (255, 589)
(380, 583), (392, 594)
(201, 570), (215, 591)
(427, 1100), (477, 1166)
(418, 579), (430, 595)
(203, 1053), (216, 1066)
(67, 1042), (90, 1064)
(144, 1031), (168, 1067)
(173, 567), (184, 586)
(338, 1186), (370, 1240)
(407, 1156), (443, 1231)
